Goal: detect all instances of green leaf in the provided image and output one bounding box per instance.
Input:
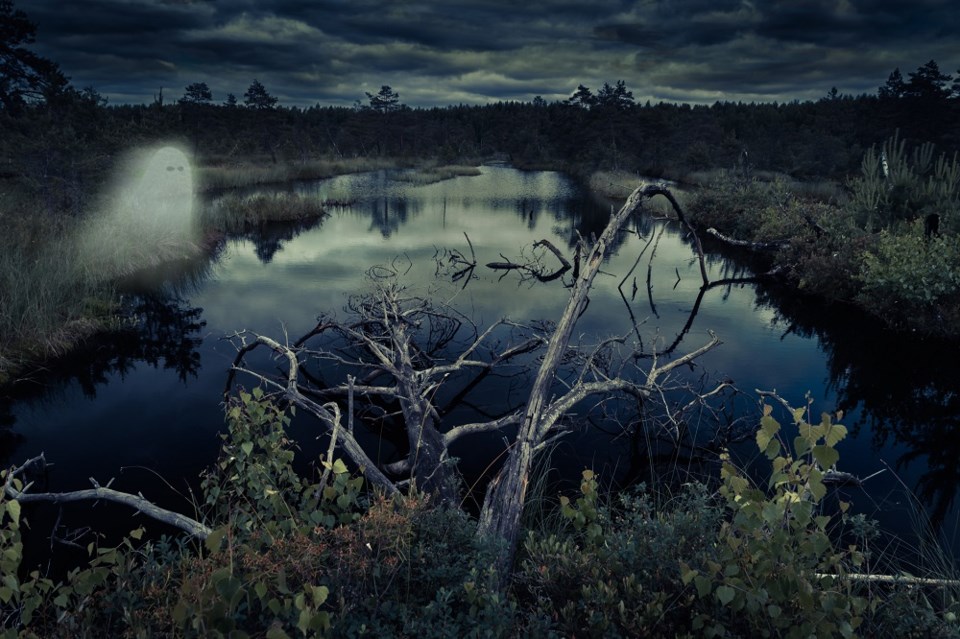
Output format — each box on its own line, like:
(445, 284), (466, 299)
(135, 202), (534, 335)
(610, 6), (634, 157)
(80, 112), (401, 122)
(812, 445), (840, 469)
(241, 442), (254, 456)
(764, 438), (781, 460)
(130, 527), (144, 540)
(824, 424), (848, 447)
(204, 527), (228, 555)
(716, 585), (736, 605)
(762, 502), (782, 525)
(332, 458), (348, 475)
(694, 575), (712, 598)
(757, 415), (780, 452)
(172, 601), (188, 624)
(6, 501), (20, 526)
(679, 562), (698, 586)
(311, 585), (329, 606)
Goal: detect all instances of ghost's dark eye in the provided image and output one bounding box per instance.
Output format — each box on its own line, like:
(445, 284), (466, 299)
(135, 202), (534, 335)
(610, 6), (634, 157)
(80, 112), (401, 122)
(166, 166), (175, 171)
(178, 166), (184, 172)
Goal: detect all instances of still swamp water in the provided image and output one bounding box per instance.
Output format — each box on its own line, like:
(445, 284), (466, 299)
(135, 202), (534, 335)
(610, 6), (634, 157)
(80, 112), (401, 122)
(2, 164), (959, 566)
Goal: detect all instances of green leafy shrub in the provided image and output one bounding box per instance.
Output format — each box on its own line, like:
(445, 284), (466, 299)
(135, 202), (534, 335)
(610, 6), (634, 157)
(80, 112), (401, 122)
(201, 388), (307, 533)
(517, 471), (722, 638)
(681, 401), (866, 638)
(857, 226), (960, 331)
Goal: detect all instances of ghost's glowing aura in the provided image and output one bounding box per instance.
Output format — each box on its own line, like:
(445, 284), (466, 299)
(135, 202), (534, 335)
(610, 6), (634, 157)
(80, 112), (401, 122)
(78, 145), (198, 277)
(120, 146), (195, 237)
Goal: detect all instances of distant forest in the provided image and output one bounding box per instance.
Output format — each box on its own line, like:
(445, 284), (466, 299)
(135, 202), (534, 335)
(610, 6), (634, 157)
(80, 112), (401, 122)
(2, 0), (959, 212)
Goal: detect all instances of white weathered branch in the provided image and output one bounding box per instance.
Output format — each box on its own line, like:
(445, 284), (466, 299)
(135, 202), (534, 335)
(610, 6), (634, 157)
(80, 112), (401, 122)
(816, 573), (960, 587)
(443, 412), (523, 446)
(4, 455), (211, 539)
(646, 330), (721, 386)
(706, 227), (791, 250)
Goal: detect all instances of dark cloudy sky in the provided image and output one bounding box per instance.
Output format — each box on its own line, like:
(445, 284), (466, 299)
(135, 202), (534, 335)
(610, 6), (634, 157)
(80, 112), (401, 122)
(24, 0), (960, 108)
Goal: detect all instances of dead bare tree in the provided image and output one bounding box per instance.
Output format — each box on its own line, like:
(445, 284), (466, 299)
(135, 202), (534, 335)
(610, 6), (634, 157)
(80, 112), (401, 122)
(227, 272), (546, 505)
(476, 185), (721, 572)
(221, 183), (727, 574)
(6, 183), (728, 578)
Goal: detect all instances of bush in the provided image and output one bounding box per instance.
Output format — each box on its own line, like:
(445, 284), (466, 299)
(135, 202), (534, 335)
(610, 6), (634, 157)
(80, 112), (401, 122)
(4, 394), (960, 637)
(517, 472), (722, 638)
(857, 225), (960, 332)
(682, 402), (866, 638)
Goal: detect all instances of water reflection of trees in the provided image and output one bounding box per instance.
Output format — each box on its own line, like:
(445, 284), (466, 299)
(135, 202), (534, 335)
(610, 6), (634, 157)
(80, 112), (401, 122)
(755, 284), (960, 524)
(243, 216), (327, 264)
(0, 293), (207, 467)
(366, 197), (417, 238)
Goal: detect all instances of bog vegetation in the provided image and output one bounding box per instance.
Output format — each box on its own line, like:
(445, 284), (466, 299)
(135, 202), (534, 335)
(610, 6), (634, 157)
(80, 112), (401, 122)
(4, 390), (959, 637)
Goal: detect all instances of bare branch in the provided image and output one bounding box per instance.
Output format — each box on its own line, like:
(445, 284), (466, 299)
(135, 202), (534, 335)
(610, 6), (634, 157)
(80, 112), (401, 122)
(706, 227), (791, 250)
(647, 330), (721, 386)
(230, 334), (398, 494)
(443, 412), (523, 446)
(4, 456), (211, 539)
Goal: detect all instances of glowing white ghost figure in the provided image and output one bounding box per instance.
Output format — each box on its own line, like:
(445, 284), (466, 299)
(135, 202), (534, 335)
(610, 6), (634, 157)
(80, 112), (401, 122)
(118, 146), (195, 239)
(78, 145), (198, 278)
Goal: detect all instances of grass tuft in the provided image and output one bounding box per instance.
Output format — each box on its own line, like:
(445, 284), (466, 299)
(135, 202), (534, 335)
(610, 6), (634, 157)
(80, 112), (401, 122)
(201, 192), (329, 233)
(391, 164), (482, 185)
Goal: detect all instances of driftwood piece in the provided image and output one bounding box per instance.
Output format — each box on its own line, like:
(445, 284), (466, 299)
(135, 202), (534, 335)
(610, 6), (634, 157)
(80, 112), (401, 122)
(532, 239), (571, 270)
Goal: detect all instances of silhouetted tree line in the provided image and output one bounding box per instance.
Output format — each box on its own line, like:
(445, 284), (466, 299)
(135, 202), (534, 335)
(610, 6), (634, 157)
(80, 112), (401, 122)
(2, 0), (959, 214)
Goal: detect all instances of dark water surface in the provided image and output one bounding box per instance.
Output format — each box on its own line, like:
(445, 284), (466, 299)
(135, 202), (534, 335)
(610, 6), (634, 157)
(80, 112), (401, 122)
(3, 165), (959, 561)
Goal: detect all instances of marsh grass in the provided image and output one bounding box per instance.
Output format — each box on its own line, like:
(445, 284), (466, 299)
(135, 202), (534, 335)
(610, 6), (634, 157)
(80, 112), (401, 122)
(201, 192), (329, 233)
(589, 170), (644, 199)
(0, 201), (208, 381)
(684, 168), (845, 203)
(391, 164), (482, 185)
(196, 157), (408, 191)
(0, 213), (114, 381)
(75, 214), (202, 285)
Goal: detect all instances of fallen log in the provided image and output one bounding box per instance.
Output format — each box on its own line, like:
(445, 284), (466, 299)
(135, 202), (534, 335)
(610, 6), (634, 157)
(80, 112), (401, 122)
(706, 228), (791, 250)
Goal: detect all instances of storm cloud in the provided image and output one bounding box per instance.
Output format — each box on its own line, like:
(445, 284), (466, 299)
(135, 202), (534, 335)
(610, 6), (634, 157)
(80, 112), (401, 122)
(24, 0), (960, 107)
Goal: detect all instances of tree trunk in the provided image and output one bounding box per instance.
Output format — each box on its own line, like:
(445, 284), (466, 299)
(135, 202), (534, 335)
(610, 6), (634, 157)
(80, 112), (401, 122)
(477, 186), (651, 572)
